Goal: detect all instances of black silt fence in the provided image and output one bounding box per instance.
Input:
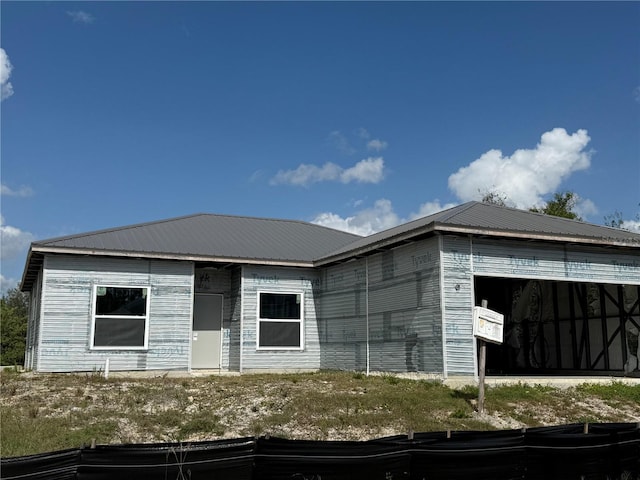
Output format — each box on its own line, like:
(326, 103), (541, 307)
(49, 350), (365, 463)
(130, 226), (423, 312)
(2, 423), (638, 480)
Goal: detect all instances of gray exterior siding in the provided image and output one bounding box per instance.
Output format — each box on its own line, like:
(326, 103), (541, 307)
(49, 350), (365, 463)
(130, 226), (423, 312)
(228, 267), (242, 371)
(368, 240), (443, 374)
(36, 255), (193, 372)
(318, 258), (368, 371)
(441, 235), (476, 376)
(472, 239), (640, 285)
(240, 265), (321, 372)
(319, 238), (443, 375)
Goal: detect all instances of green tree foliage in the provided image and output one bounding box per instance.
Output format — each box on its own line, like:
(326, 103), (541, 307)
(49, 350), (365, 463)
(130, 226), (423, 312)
(1, 287), (29, 366)
(529, 191), (582, 221)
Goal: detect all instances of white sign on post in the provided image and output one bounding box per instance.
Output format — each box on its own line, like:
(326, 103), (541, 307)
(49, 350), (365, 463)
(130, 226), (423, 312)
(473, 306), (504, 345)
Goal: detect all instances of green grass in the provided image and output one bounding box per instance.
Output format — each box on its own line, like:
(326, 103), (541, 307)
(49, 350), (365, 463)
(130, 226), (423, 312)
(1, 370), (638, 458)
(1, 405), (118, 456)
(575, 381), (640, 403)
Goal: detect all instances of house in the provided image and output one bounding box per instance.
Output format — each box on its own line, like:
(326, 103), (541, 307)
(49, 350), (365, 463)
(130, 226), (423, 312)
(20, 202), (640, 379)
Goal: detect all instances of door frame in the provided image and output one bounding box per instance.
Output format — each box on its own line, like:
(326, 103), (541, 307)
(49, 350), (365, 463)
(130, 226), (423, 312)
(191, 293), (223, 370)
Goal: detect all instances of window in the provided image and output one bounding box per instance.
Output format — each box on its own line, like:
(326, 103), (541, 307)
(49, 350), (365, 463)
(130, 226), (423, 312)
(91, 286), (149, 349)
(257, 292), (303, 349)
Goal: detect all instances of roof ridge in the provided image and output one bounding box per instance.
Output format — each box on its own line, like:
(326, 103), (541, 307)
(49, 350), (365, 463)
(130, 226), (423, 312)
(436, 201), (479, 223)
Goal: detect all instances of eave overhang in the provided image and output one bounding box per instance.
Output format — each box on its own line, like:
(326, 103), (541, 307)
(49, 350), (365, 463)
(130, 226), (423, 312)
(20, 245), (315, 292)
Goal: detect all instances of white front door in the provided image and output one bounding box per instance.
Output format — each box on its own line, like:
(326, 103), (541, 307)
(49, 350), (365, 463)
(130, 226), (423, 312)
(191, 294), (222, 369)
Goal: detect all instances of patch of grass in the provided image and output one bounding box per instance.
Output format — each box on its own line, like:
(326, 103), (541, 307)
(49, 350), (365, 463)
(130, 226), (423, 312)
(575, 381), (640, 403)
(489, 382), (557, 402)
(449, 408), (471, 419)
(0, 405), (118, 458)
(576, 415), (602, 425)
(256, 374), (479, 437)
(451, 384), (478, 401)
(382, 374), (401, 385)
(178, 412), (225, 439)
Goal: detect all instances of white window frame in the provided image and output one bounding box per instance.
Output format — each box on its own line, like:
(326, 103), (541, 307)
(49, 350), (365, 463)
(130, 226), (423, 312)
(90, 285), (150, 350)
(256, 290), (304, 351)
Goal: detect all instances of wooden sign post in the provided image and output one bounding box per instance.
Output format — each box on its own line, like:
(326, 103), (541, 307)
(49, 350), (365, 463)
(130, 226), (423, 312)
(478, 339), (487, 414)
(473, 301), (504, 415)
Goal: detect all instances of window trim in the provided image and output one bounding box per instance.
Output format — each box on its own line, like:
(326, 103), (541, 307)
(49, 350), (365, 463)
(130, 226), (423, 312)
(256, 290), (304, 351)
(90, 285), (150, 351)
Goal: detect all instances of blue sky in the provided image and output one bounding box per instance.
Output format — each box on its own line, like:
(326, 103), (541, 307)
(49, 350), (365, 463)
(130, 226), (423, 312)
(1, 1), (639, 293)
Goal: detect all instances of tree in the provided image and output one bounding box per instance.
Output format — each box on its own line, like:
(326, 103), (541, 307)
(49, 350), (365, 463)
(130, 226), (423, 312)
(1, 287), (29, 366)
(480, 189), (508, 207)
(604, 211), (625, 229)
(604, 204), (640, 231)
(530, 191), (582, 221)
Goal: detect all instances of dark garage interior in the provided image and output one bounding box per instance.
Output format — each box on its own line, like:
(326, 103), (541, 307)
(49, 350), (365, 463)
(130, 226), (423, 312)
(474, 277), (640, 376)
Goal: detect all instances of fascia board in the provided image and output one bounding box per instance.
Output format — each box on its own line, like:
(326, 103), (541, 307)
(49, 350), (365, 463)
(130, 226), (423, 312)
(28, 246), (315, 268)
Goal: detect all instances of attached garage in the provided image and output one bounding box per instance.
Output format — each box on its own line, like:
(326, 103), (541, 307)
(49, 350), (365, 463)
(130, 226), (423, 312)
(315, 203), (640, 379)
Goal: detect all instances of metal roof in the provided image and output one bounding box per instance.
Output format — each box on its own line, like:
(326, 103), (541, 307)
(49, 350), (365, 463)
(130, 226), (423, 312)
(316, 201), (640, 265)
(21, 202), (640, 290)
(21, 213), (362, 290)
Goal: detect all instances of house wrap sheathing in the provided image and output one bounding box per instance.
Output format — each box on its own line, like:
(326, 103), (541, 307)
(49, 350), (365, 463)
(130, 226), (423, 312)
(20, 202), (640, 379)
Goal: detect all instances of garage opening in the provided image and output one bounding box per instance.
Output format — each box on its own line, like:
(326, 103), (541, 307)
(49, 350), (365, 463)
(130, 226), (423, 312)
(474, 277), (640, 377)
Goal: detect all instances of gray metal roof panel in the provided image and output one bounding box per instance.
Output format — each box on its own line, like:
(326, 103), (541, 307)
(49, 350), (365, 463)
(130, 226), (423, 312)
(317, 202), (640, 263)
(438, 202), (640, 242)
(31, 213), (363, 263)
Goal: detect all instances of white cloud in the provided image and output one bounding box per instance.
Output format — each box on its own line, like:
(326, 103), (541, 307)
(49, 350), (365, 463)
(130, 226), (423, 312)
(340, 157), (385, 184)
(621, 220), (640, 233)
(309, 128), (602, 238)
(1, 216), (34, 261)
(1, 184), (34, 197)
(67, 10), (95, 24)
(270, 162), (341, 186)
(367, 139), (388, 152)
(408, 201), (458, 221)
(448, 128), (592, 209)
(0, 48), (14, 101)
(312, 199), (400, 236)
(312, 198), (459, 237)
(574, 196), (598, 219)
(271, 157), (385, 187)
(329, 129), (389, 155)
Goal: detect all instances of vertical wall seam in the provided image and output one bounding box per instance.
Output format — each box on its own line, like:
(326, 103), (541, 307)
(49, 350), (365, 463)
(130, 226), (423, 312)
(239, 266), (245, 374)
(439, 235), (448, 379)
(470, 235), (479, 380)
(188, 262), (195, 372)
(365, 257), (370, 376)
